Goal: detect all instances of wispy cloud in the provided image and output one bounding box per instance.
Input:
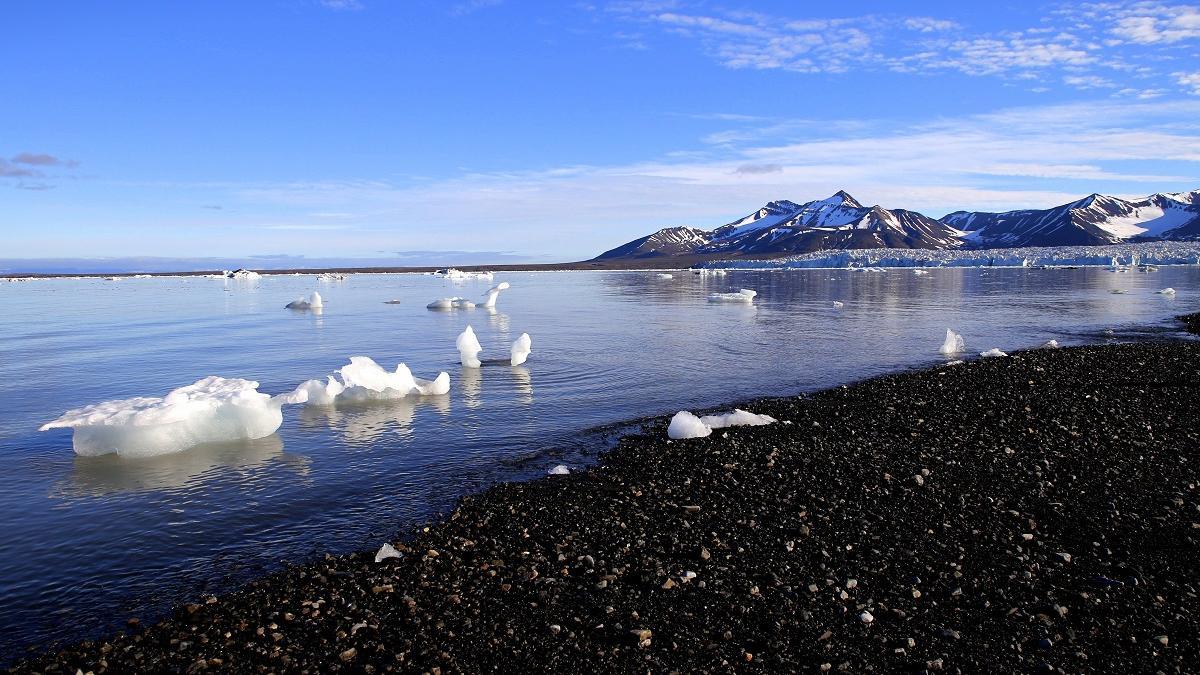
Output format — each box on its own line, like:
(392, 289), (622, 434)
(1103, 2), (1200, 44)
(1178, 70), (1200, 94)
(1, 152), (79, 186)
(319, 0), (363, 11)
(450, 0), (503, 16)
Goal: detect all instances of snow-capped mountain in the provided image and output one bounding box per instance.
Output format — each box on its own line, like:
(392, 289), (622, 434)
(594, 188), (1200, 260)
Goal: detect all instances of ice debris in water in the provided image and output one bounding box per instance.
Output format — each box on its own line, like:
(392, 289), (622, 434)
(224, 269), (261, 280)
(438, 268), (493, 281)
(482, 281), (510, 309)
(375, 543), (402, 563)
(832, 301), (844, 308)
(656, 273), (674, 279)
(286, 291), (323, 310)
(708, 289), (757, 303)
(427, 297), (475, 310)
(1040, 339), (1061, 349)
(940, 329), (965, 355)
(296, 356), (449, 405)
(980, 348), (1008, 358)
(913, 269), (929, 275)
(1157, 287), (1176, 296)
(38, 376), (309, 458)
(547, 464), (570, 475)
(457, 325), (483, 368)
(668, 411), (712, 439)
(668, 408), (776, 439)
(511, 333), (532, 366)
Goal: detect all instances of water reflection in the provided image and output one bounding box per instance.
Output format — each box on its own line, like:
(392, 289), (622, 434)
(461, 367), (482, 409)
(57, 434), (306, 497)
(298, 396), (452, 445)
(511, 366), (533, 405)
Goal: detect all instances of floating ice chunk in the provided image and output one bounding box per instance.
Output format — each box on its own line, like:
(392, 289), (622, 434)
(383, 299), (403, 304)
(699, 409), (777, 429)
(667, 411), (712, 439)
(708, 289), (757, 303)
(1040, 339), (1061, 349)
(940, 329), (965, 355)
(482, 281), (510, 309)
(913, 269), (929, 275)
(225, 269), (261, 280)
(1157, 287), (1176, 296)
(547, 464), (570, 475)
(39, 376), (308, 458)
(1110, 289), (1128, 294)
(427, 297), (475, 310)
(457, 325), (483, 368)
(286, 291), (323, 310)
(318, 273), (346, 282)
(375, 543), (402, 563)
(656, 273), (674, 279)
(437, 268), (493, 281)
(296, 357), (449, 407)
(980, 348), (1008, 358)
(832, 301), (844, 308)
(511, 332), (532, 366)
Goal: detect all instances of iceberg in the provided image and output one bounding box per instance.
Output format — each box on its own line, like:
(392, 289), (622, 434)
(668, 411), (712, 439)
(980, 348), (1008, 358)
(457, 325), (483, 368)
(940, 329), (965, 355)
(708, 289), (757, 303)
(39, 376), (309, 458)
(285, 291), (323, 310)
(482, 281), (510, 309)
(511, 332), (532, 366)
(427, 297), (475, 310)
(296, 356), (450, 405)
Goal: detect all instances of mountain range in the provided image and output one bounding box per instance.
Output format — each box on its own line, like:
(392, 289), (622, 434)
(594, 188), (1200, 260)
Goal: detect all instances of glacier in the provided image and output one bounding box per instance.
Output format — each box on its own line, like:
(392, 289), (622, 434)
(704, 241), (1200, 270)
(39, 376), (309, 458)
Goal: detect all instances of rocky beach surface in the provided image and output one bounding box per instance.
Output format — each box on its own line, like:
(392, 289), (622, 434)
(10, 327), (1200, 673)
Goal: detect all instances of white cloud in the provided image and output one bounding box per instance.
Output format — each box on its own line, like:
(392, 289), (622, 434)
(1109, 3), (1200, 43)
(904, 17), (958, 33)
(1177, 70), (1200, 94)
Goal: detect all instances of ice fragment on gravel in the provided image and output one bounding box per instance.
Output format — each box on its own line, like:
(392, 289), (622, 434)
(668, 411), (712, 439)
(980, 348), (1008, 358)
(547, 464), (570, 475)
(374, 543), (401, 562)
(700, 409), (777, 429)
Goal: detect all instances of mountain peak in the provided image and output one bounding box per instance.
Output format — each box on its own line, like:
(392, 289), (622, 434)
(827, 190), (862, 208)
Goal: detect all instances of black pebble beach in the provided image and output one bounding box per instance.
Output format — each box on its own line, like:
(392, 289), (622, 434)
(11, 323), (1200, 674)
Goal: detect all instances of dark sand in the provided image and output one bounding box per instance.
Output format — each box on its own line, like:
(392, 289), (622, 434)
(10, 328), (1200, 673)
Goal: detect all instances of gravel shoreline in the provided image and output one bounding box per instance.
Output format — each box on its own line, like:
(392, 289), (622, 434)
(10, 336), (1200, 674)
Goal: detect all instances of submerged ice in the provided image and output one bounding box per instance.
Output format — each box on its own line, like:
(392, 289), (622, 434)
(39, 376), (308, 458)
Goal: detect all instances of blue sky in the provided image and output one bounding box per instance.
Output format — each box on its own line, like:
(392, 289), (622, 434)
(2, 0), (1200, 263)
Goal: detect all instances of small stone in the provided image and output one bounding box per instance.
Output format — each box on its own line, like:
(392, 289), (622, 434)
(549, 625), (562, 635)
(662, 578), (676, 590)
(846, 579), (858, 589)
(699, 547), (711, 561)
(1155, 635), (1169, 647)
(339, 648), (357, 663)
(858, 611), (874, 624)
(1055, 552), (1072, 564)
(914, 475), (925, 486)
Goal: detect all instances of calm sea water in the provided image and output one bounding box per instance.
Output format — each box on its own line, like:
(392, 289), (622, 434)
(1, 267), (1197, 660)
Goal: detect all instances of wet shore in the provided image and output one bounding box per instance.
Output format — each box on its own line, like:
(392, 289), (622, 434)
(10, 330), (1200, 673)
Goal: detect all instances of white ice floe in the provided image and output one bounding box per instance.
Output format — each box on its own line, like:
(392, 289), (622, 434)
(286, 291), (323, 310)
(296, 356), (450, 405)
(1040, 339), (1061, 349)
(225, 269), (262, 280)
(913, 270), (929, 275)
(980, 348), (1008, 358)
(427, 297), (475, 310)
(656, 273), (674, 279)
(700, 409), (777, 429)
(547, 464), (570, 475)
(375, 543), (402, 562)
(668, 411), (713, 439)
(511, 333), (532, 366)
(39, 376), (309, 458)
(437, 268), (493, 281)
(668, 408), (775, 439)
(482, 281), (510, 309)
(457, 325), (483, 368)
(707, 289), (757, 303)
(318, 273), (346, 282)
(832, 301), (844, 308)
(1157, 287), (1176, 296)
(940, 329), (965, 355)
